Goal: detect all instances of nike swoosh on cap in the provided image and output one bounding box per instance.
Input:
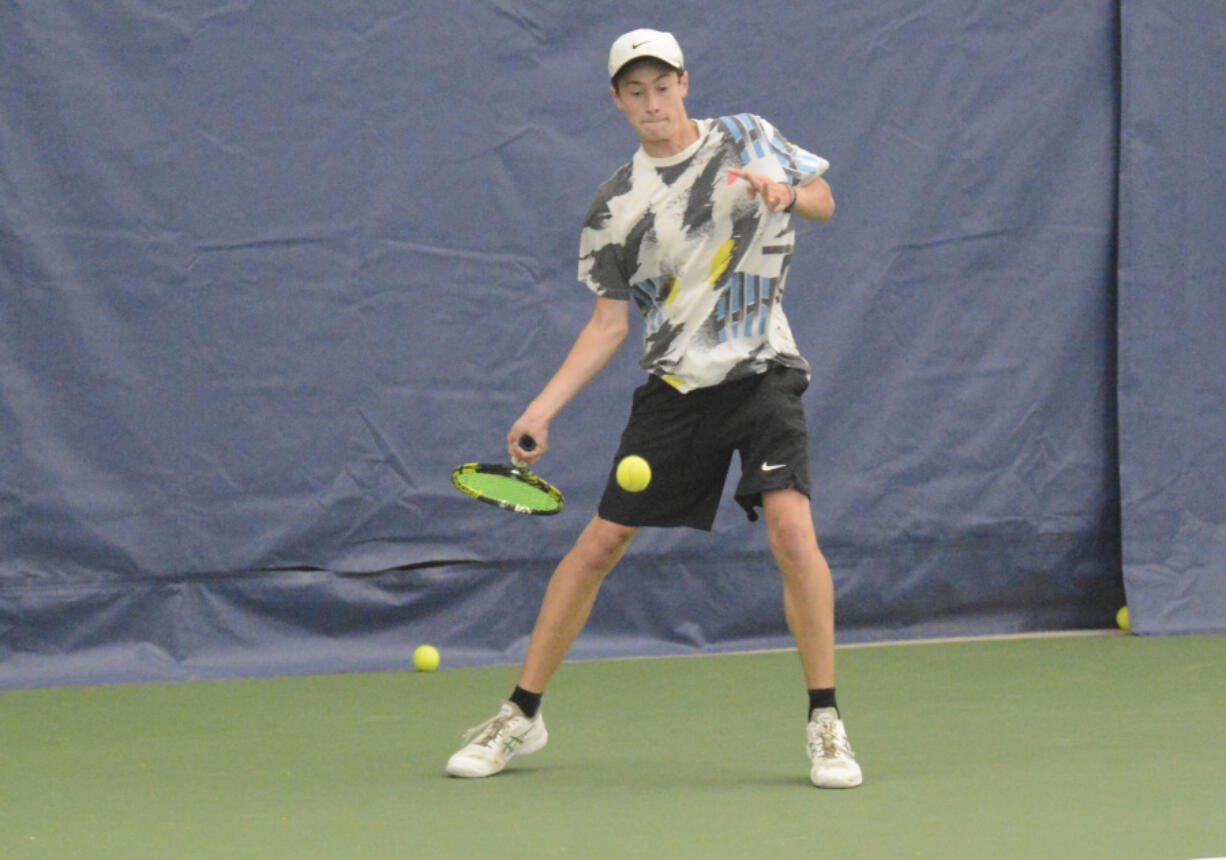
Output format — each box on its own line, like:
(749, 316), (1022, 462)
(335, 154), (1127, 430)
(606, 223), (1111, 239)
(761, 462), (787, 472)
(631, 40), (652, 49)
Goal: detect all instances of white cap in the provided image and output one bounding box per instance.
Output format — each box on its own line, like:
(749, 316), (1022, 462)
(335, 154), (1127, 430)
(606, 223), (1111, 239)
(608, 29), (684, 81)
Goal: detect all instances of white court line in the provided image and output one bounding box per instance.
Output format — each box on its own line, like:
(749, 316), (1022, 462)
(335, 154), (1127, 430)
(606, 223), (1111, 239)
(839, 627), (1122, 650)
(578, 628), (1125, 666)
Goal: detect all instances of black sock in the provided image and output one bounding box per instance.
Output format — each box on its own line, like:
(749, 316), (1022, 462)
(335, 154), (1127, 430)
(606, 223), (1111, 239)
(808, 687), (839, 719)
(509, 686), (542, 719)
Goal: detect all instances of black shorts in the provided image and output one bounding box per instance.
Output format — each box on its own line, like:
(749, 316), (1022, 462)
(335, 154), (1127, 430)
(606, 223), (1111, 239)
(597, 365), (812, 530)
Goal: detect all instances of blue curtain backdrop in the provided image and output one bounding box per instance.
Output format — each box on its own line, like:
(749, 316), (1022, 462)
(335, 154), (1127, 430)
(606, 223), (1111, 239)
(1116, 0), (1226, 635)
(1, 0), (1220, 689)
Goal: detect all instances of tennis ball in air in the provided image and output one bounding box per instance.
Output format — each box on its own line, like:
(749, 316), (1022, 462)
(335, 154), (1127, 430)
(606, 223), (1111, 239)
(616, 455), (652, 492)
(1115, 606), (1130, 633)
(413, 645), (440, 672)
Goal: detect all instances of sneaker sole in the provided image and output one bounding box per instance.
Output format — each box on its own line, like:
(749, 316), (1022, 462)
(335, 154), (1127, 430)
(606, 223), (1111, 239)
(445, 757), (499, 778)
(810, 768), (863, 789)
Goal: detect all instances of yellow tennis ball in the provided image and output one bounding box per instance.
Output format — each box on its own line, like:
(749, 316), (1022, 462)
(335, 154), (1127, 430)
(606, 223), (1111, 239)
(413, 645), (440, 672)
(616, 455), (652, 492)
(1116, 606), (1130, 633)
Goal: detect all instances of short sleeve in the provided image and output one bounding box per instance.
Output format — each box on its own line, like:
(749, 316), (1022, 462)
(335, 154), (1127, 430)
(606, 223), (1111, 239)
(753, 115), (829, 186)
(577, 167), (634, 299)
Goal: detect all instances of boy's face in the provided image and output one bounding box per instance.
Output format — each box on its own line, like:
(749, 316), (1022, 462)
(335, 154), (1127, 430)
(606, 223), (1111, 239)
(611, 66), (691, 156)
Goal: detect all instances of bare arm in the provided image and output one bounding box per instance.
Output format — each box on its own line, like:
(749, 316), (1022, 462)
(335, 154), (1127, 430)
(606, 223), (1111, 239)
(727, 168), (835, 222)
(791, 175), (835, 221)
(507, 296), (630, 463)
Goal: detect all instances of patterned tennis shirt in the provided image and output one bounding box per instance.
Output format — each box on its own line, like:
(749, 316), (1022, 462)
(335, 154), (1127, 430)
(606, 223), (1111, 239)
(578, 114), (829, 393)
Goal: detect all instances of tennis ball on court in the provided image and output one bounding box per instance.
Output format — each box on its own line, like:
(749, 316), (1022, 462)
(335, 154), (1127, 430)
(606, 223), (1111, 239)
(413, 645), (440, 672)
(1116, 606), (1130, 633)
(616, 455), (652, 492)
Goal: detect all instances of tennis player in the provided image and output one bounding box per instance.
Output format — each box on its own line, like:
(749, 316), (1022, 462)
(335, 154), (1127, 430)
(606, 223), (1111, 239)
(447, 28), (862, 789)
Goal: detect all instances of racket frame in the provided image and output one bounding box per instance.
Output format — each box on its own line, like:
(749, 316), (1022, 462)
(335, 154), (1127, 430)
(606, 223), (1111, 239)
(451, 461), (565, 516)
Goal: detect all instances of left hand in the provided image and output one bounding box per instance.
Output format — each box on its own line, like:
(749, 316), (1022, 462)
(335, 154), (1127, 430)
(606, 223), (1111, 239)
(728, 167), (796, 213)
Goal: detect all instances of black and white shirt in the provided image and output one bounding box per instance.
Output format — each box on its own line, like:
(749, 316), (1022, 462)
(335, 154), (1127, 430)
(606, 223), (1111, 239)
(579, 114), (829, 393)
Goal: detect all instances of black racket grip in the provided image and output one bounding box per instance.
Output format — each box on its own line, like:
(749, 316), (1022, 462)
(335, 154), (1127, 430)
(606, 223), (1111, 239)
(518, 435), (537, 453)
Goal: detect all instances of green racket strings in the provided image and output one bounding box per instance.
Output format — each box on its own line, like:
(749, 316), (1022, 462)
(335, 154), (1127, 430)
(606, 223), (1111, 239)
(454, 470), (562, 514)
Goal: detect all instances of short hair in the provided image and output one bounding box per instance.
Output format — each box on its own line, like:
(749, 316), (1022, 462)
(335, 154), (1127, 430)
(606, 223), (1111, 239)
(612, 57), (684, 91)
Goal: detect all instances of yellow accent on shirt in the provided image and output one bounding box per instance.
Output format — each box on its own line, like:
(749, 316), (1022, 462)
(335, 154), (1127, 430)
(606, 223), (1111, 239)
(706, 239), (736, 286)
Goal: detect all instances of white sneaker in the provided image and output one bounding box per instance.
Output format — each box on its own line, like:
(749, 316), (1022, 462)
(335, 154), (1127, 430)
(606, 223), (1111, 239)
(445, 702), (548, 778)
(806, 709), (863, 788)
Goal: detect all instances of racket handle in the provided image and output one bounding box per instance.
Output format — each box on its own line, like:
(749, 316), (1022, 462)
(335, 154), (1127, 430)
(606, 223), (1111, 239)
(512, 435), (536, 469)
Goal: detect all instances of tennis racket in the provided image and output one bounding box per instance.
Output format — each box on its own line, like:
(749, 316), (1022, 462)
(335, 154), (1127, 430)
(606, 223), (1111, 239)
(451, 435), (565, 516)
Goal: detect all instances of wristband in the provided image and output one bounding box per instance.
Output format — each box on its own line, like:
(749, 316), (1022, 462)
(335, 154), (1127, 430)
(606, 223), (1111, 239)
(782, 183), (798, 213)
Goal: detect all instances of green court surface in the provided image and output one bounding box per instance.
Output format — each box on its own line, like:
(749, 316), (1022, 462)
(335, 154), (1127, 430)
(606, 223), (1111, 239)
(3, 633), (1224, 859)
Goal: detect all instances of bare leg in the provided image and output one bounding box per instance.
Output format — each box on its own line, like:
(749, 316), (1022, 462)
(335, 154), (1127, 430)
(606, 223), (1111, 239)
(762, 489), (836, 689)
(517, 516), (638, 692)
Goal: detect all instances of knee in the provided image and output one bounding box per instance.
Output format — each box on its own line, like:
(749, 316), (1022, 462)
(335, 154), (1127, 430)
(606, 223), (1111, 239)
(768, 518), (817, 570)
(764, 490), (821, 569)
(575, 518), (637, 575)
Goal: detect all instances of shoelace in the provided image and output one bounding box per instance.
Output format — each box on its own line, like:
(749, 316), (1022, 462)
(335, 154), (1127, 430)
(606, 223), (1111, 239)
(462, 711), (512, 748)
(809, 717), (855, 761)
